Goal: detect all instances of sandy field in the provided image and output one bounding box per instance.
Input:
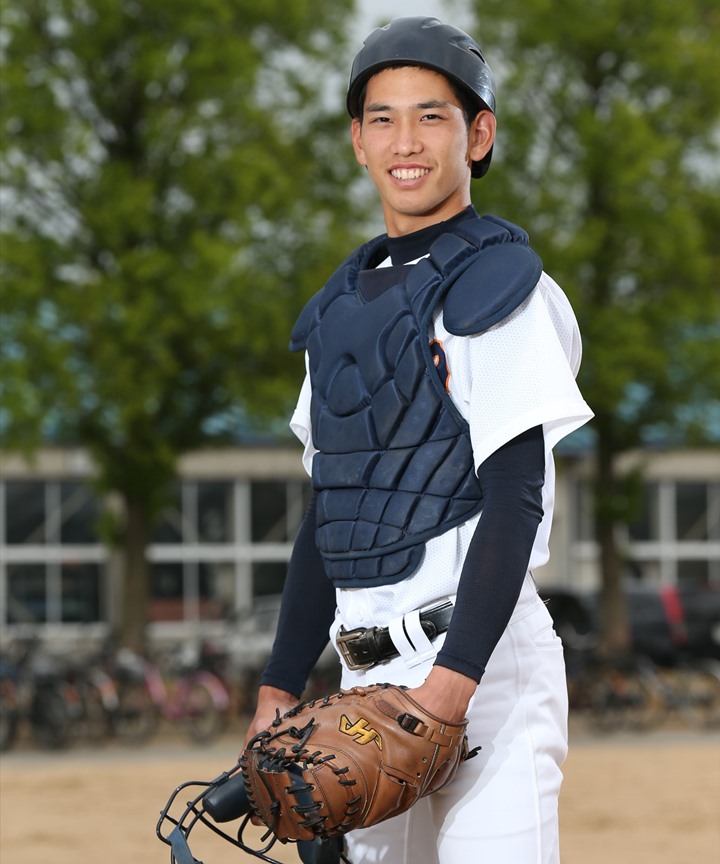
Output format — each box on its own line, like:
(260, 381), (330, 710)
(1, 722), (718, 864)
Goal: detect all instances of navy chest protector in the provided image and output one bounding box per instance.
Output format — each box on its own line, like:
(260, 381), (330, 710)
(290, 215), (542, 587)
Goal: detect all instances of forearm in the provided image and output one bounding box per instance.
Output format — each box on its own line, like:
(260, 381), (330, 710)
(434, 425), (546, 684)
(260, 492), (337, 697)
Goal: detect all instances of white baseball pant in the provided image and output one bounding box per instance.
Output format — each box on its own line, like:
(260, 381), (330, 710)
(330, 573), (568, 864)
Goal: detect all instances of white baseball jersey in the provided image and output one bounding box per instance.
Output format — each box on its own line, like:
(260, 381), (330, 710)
(290, 271), (593, 630)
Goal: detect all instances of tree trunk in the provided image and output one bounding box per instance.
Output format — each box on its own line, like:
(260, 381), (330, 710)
(119, 493), (151, 652)
(594, 421), (632, 657)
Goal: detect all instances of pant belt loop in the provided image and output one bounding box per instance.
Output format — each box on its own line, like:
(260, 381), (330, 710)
(403, 609), (437, 668)
(388, 616), (416, 663)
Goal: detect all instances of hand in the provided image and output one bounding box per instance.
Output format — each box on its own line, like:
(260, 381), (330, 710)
(406, 666), (477, 725)
(241, 685), (300, 826)
(242, 685), (299, 751)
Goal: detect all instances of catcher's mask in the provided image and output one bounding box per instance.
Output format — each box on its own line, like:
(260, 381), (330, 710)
(156, 762), (349, 864)
(346, 16), (496, 178)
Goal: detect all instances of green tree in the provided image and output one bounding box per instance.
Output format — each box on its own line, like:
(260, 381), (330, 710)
(468, 0), (720, 652)
(0, 0), (364, 648)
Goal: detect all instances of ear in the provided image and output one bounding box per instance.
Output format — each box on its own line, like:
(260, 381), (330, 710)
(351, 118), (368, 167)
(468, 110), (496, 163)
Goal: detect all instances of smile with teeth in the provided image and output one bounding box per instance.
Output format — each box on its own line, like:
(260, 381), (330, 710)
(390, 167), (429, 180)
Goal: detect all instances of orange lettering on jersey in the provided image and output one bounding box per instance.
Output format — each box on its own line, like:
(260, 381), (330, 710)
(429, 338), (451, 392)
(339, 714), (383, 750)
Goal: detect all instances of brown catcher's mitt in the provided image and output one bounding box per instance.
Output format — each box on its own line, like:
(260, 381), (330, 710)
(240, 684), (471, 843)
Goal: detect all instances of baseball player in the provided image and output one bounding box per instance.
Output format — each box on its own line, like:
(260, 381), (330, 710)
(244, 16), (593, 864)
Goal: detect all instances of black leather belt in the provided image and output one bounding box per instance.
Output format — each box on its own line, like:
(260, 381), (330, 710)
(336, 601), (454, 671)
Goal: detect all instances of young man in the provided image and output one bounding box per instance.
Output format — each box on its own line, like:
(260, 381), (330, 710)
(245, 17), (593, 864)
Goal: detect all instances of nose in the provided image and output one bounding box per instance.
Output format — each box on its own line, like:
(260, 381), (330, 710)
(392, 118), (422, 156)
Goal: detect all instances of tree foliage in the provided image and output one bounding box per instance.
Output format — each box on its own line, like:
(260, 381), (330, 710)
(468, 0), (720, 650)
(0, 0), (362, 645)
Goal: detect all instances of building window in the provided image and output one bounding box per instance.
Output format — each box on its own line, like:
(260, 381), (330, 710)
(61, 562), (101, 622)
(675, 482), (708, 541)
(5, 481), (46, 544)
(628, 482), (660, 542)
(152, 485), (184, 544)
(151, 562), (185, 621)
(677, 560), (709, 585)
(252, 481), (287, 542)
(60, 482), (101, 544)
(251, 480), (310, 542)
(571, 477), (720, 587)
(197, 561), (235, 619)
(147, 477), (310, 625)
(197, 482), (234, 543)
(7, 563), (48, 623)
(4, 480), (101, 545)
(152, 481), (235, 544)
(253, 561), (288, 597)
(150, 560), (237, 622)
(1, 469), (311, 630)
(5, 562), (104, 625)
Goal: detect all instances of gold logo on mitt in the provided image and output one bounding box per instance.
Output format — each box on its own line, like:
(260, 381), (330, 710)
(339, 715), (383, 750)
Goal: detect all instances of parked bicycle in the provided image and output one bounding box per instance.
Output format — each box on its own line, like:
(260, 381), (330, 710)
(112, 641), (230, 745)
(634, 658), (720, 730)
(568, 651), (720, 733)
(0, 637), (73, 751)
(59, 649), (121, 745)
(568, 654), (659, 733)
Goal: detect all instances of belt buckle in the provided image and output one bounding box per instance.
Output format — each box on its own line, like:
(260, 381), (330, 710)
(336, 626), (377, 672)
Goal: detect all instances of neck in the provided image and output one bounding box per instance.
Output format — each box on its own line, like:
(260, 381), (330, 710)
(385, 205), (477, 265)
(384, 195), (474, 238)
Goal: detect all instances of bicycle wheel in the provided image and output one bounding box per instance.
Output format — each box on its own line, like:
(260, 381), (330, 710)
(31, 682), (72, 749)
(79, 679), (114, 744)
(670, 667), (720, 729)
(180, 680), (226, 744)
(586, 666), (664, 732)
(113, 680), (158, 744)
(0, 682), (20, 752)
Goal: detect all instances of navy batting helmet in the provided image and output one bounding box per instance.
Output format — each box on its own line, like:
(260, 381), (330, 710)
(347, 17), (496, 178)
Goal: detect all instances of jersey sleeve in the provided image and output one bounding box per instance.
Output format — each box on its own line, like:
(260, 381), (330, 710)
(438, 272), (593, 470)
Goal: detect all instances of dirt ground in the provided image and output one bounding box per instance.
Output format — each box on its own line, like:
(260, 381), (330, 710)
(1, 722), (718, 864)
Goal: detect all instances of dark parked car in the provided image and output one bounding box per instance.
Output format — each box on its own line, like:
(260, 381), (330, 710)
(541, 581), (720, 667)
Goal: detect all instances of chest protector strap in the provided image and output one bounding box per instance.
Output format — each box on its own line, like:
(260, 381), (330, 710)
(290, 215), (541, 588)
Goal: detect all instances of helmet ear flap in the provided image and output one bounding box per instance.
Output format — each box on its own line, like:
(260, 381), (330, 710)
(347, 17), (497, 179)
(472, 145), (494, 179)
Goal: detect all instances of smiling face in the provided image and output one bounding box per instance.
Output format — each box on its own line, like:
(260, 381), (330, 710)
(351, 66), (495, 237)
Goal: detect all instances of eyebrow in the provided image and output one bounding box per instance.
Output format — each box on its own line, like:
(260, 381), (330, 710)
(365, 99), (453, 113)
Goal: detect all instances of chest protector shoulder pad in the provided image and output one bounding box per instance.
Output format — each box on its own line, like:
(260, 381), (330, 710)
(290, 215), (541, 588)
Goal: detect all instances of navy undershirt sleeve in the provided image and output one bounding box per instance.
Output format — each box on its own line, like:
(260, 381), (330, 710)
(260, 492), (336, 698)
(260, 427), (545, 694)
(434, 425), (546, 683)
